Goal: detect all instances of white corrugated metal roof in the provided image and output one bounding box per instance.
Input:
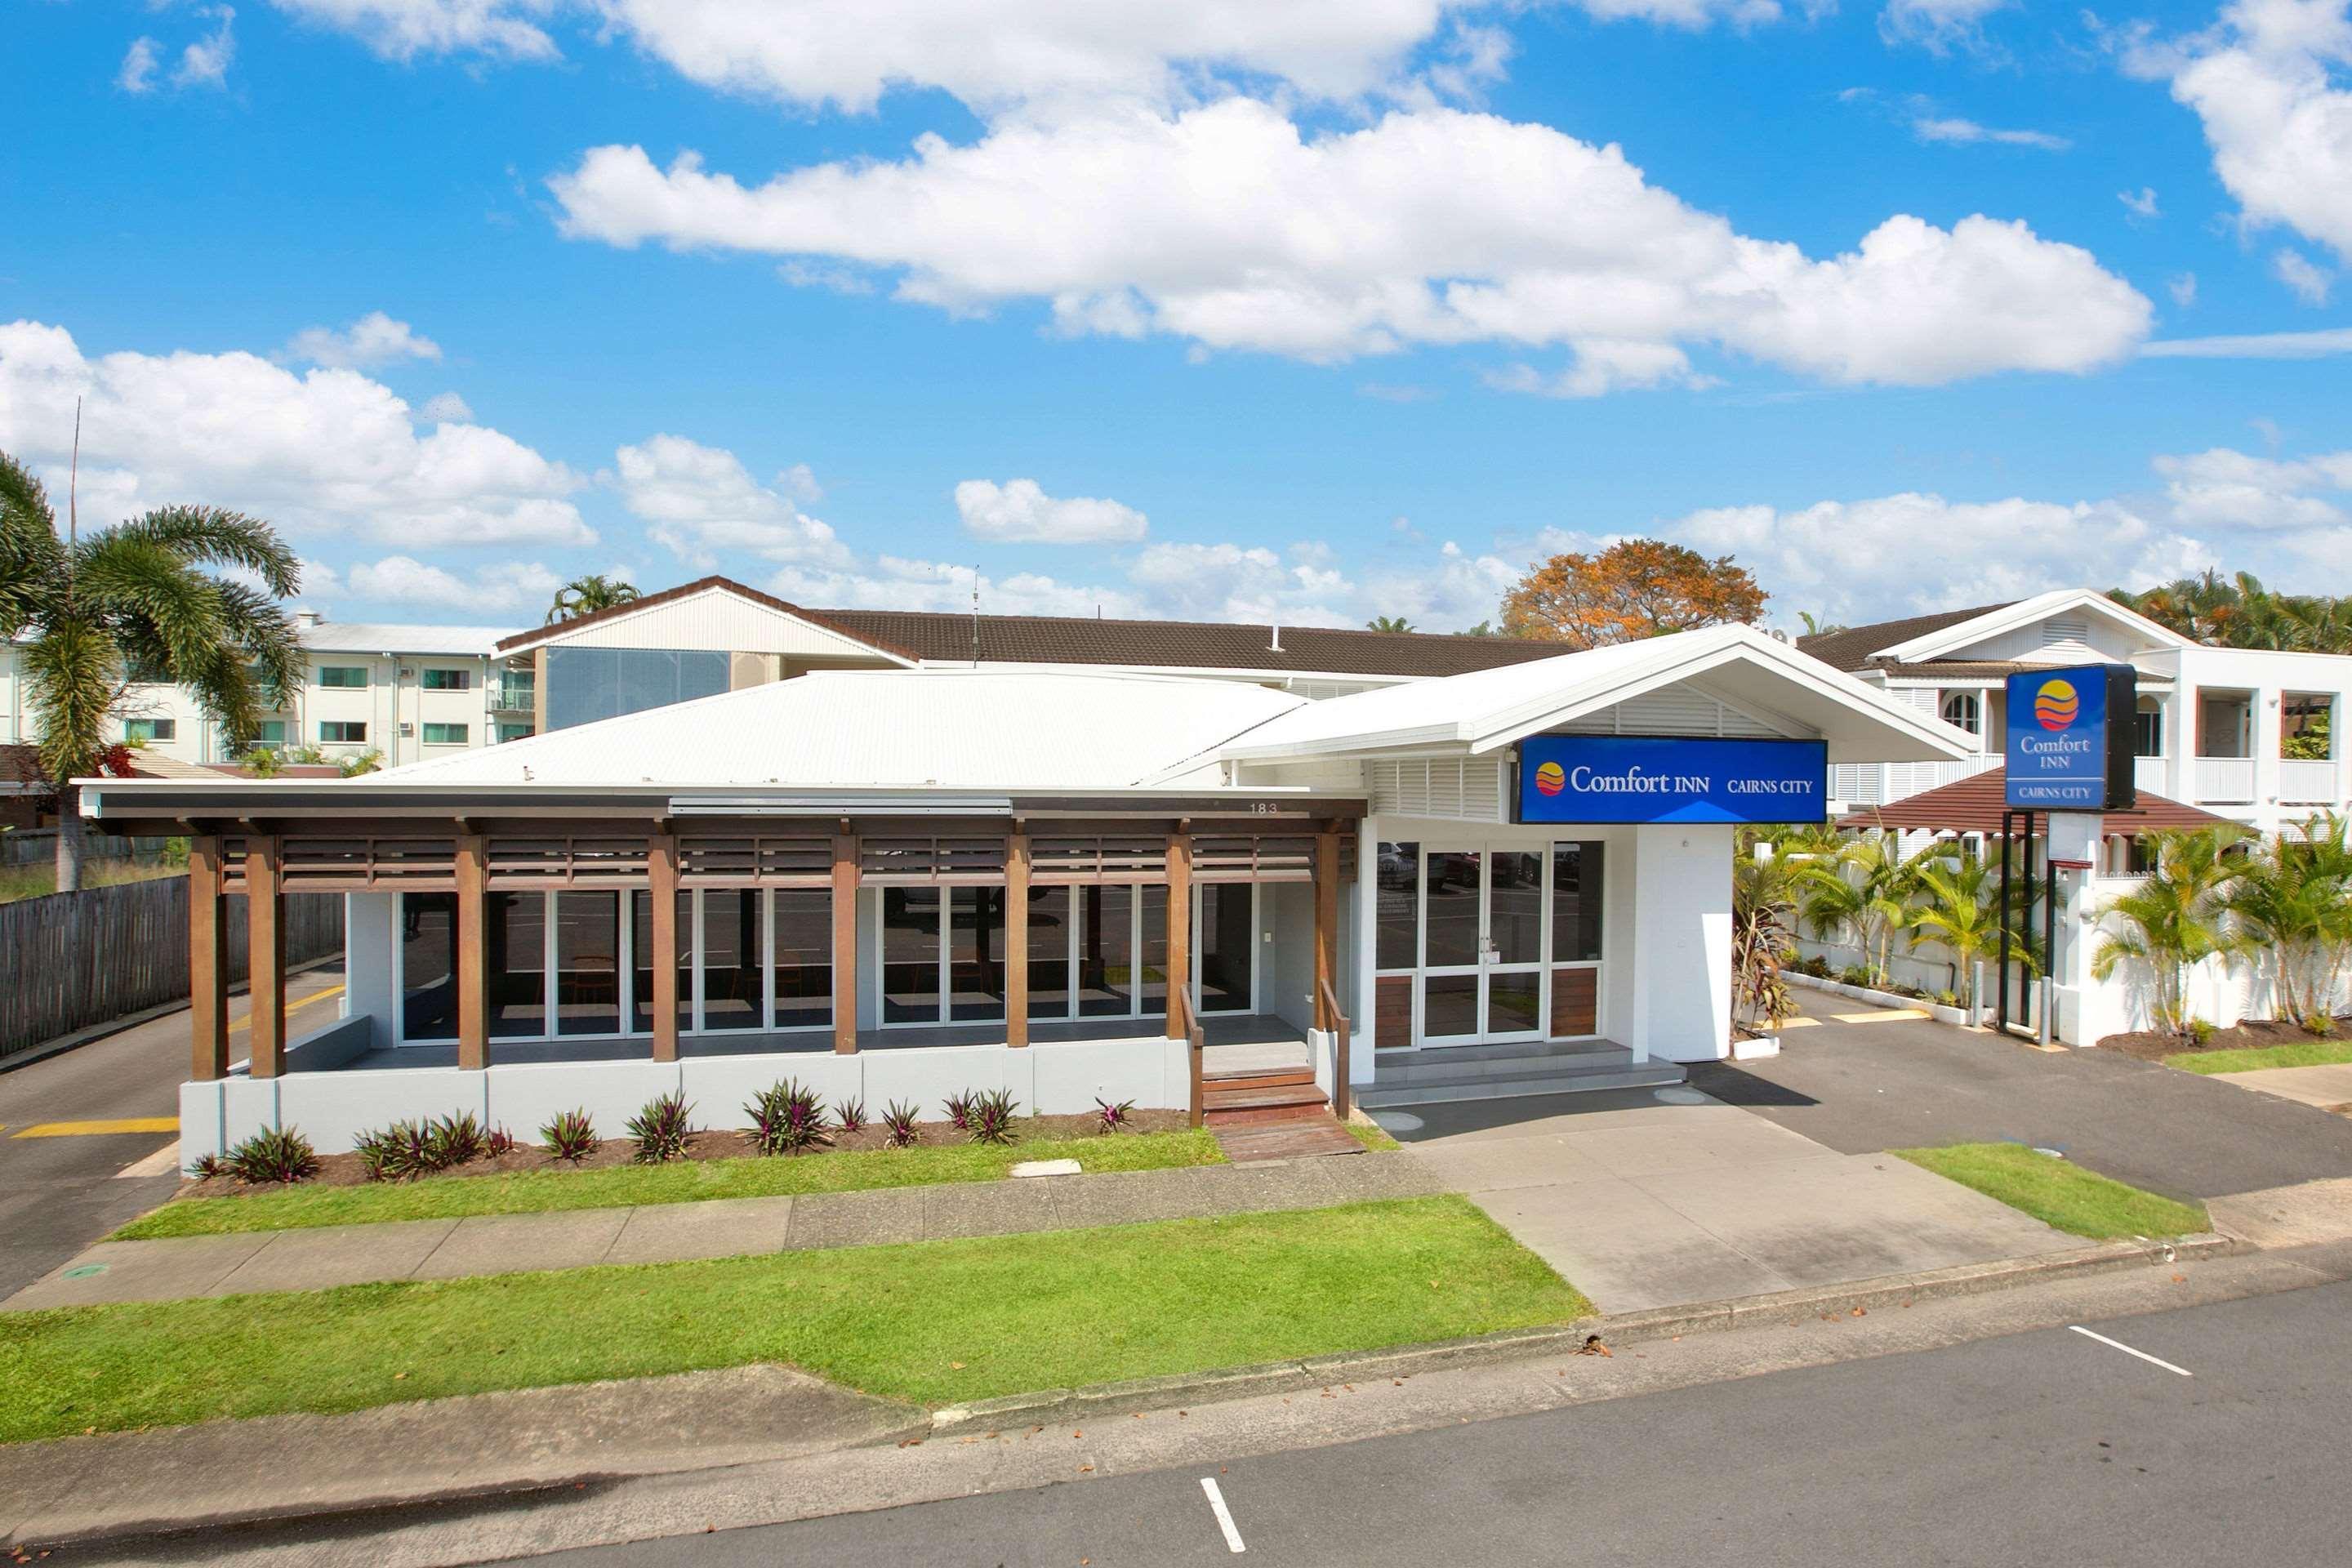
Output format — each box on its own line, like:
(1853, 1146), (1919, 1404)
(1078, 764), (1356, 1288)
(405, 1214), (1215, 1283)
(301, 623), (514, 657)
(1216, 624), (1976, 765)
(377, 669), (1307, 789)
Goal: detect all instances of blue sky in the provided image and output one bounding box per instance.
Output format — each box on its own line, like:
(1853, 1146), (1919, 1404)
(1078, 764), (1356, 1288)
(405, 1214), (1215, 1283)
(4, 0), (2350, 634)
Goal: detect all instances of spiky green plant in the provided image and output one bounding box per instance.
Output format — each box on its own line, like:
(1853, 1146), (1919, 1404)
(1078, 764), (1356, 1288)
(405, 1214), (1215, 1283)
(1797, 833), (1929, 987)
(2223, 813), (2352, 1026)
(2092, 828), (2252, 1036)
(1904, 851), (2036, 1016)
(1731, 839), (1803, 1031)
(0, 449), (302, 889)
(545, 573), (640, 624)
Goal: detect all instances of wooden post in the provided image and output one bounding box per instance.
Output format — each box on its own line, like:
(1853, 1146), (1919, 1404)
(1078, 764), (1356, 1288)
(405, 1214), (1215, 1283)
(1165, 829), (1192, 1040)
(188, 835), (229, 1081)
(246, 835), (287, 1079)
(1313, 822), (1340, 1033)
(831, 831), (859, 1054)
(1004, 831), (1030, 1047)
(648, 829), (680, 1063)
(456, 831), (490, 1071)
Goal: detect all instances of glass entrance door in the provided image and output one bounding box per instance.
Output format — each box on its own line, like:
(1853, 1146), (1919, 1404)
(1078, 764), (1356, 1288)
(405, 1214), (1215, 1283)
(1419, 847), (1546, 1045)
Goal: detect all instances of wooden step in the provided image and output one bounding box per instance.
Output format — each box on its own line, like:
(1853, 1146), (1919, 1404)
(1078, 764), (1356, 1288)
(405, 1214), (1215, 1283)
(1202, 1068), (1316, 1094)
(1202, 1084), (1329, 1112)
(1211, 1117), (1365, 1163)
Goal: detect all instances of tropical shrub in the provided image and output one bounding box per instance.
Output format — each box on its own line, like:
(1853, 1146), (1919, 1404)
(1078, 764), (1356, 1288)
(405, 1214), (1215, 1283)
(2189, 1018), (2216, 1046)
(1906, 852), (2034, 1018)
(486, 1125), (518, 1158)
(967, 1088), (1021, 1145)
(746, 1079), (831, 1156)
(541, 1109), (599, 1163)
(835, 1096), (867, 1134)
(1731, 839), (1801, 1031)
(2303, 1014), (2336, 1038)
(223, 1126), (321, 1185)
(185, 1152), (225, 1182)
(2223, 814), (2352, 1027)
(2092, 828), (2251, 1036)
(1094, 1097), (1137, 1134)
(1838, 964), (1872, 988)
(424, 1111), (488, 1169)
(942, 1089), (977, 1132)
(626, 1093), (695, 1164)
(881, 1099), (921, 1148)
(354, 1120), (434, 1183)
(1797, 835), (1931, 987)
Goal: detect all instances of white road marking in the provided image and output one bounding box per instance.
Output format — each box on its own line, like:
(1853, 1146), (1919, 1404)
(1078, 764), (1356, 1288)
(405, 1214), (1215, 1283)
(116, 1141), (182, 1179)
(1200, 1477), (1246, 1554)
(2069, 1325), (2193, 1378)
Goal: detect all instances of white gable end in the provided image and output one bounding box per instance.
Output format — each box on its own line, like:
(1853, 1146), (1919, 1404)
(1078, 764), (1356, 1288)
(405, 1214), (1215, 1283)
(537, 588), (906, 662)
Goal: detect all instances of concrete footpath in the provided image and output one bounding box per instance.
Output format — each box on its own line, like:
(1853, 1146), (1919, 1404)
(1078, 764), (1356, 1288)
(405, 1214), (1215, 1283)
(4, 1154), (1445, 1312)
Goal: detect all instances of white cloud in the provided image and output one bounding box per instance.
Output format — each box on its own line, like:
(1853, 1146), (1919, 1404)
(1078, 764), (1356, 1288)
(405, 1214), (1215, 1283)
(268, 0), (562, 63)
(612, 433), (850, 568)
(419, 390), (474, 421)
(1483, 340), (1713, 398)
(551, 102), (2149, 385)
(2143, 324), (2352, 356)
(954, 478), (1148, 544)
(2169, 271), (2198, 307)
(0, 318), (591, 547)
(174, 7), (238, 89)
(2120, 186), (2163, 219)
(2154, 445), (2352, 530)
(345, 554), (564, 613)
(2273, 247), (2336, 304)
(1127, 541), (1353, 625)
(1880, 0), (2014, 52)
(768, 558), (1151, 619)
(283, 311), (443, 369)
(2127, 0), (2352, 265)
(118, 38), (162, 93)
(1913, 115), (2069, 149)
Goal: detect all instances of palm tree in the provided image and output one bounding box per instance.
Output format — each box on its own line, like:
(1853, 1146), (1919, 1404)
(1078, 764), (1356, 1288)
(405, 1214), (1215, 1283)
(2224, 814), (2352, 1026)
(0, 450), (301, 890)
(1365, 616), (1416, 634)
(1796, 833), (1922, 986)
(1797, 611), (1848, 637)
(1905, 850), (2034, 1017)
(546, 574), (639, 624)
(2091, 827), (2250, 1036)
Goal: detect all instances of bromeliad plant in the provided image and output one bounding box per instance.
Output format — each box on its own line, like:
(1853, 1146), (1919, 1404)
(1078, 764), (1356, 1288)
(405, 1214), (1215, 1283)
(354, 1120), (434, 1183)
(540, 1109), (599, 1163)
(880, 1100), (921, 1148)
(942, 1089), (977, 1133)
(221, 1126), (321, 1185)
(424, 1111), (488, 1169)
(1094, 1097), (1137, 1134)
(746, 1079), (831, 1156)
(834, 1097), (867, 1135)
(966, 1088), (1021, 1145)
(626, 1092), (696, 1164)
(485, 1125), (518, 1158)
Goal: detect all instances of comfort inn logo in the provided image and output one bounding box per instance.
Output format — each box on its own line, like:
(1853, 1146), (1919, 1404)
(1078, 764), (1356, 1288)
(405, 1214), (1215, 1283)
(1534, 760), (1566, 796)
(2033, 678), (2079, 732)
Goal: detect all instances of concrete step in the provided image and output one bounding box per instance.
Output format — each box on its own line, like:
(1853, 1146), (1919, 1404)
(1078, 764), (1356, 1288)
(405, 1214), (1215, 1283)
(1357, 1060), (1686, 1109)
(1372, 1044), (1634, 1085)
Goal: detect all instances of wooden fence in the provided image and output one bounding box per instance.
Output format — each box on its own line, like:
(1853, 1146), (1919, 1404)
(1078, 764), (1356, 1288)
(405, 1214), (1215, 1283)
(0, 829), (175, 869)
(0, 877), (345, 1060)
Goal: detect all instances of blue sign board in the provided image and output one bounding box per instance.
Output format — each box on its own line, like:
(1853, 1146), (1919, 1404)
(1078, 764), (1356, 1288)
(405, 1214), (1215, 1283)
(1514, 736), (1829, 825)
(2004, 664), (2136, 811)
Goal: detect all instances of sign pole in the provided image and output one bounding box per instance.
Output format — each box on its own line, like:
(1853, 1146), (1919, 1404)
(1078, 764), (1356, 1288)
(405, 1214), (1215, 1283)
(1997, 809), (2013, 1036)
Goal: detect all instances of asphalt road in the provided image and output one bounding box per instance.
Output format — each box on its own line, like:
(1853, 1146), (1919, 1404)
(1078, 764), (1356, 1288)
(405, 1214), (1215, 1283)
(548, 1276), (2352, 1568)
(0, 962), (344, 1294)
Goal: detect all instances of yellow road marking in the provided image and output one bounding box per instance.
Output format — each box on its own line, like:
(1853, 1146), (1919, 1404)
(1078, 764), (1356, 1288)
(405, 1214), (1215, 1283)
(227, 983), (345, 1036)
(11, 1117), (180, 1138)
(1830, 1008), (1932, 1023)
(1774, 1017), (1823, 1030)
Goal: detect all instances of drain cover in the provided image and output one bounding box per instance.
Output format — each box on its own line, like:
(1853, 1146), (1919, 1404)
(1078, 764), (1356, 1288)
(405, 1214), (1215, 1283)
(1653, 1087), (1708, 1106)
(1368, 1110), (1424, 1133)
(61, 1264), (108, 1280)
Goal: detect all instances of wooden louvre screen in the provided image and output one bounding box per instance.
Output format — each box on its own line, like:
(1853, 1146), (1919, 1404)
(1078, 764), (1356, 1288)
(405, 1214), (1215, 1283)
(484, 836), (652, 889)
(859, 835), (1011, 885)
(217, 835), (251, 892)
(1029, 835), (1168, 885)
(277, 837), (460, 892)
(1551, 967), (1598, 1037)
(1193, 834), (1316, 883)
(678, 835), (831, 887)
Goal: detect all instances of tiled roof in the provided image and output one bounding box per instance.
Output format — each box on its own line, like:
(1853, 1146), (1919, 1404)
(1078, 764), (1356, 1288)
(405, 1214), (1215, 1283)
(1796, 603), (2016, 673)
(0, 743), (220, 789)
(1834, 767), (2236, 837)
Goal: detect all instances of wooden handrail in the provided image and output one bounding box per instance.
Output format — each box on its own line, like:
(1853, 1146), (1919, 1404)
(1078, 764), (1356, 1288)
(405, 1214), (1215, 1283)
(1318, 977), (1351, 1121)
(1176, 984), (1207, 1128)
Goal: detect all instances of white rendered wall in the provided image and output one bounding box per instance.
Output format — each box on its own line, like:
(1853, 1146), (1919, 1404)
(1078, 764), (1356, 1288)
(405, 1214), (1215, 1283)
(343, 891), (399, 1048)
(1625, 825), (1734, 1063)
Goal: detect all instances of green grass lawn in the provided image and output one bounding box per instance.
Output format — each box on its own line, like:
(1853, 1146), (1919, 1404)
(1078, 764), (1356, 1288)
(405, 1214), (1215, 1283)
(1895, 1143), (2208, 1240)
(2164, 1040), (2352, 1075)
(1344, 1120), (1401, 1152)
(4, 1197), (1588, 1444)
(116, 1129), (1223, 1241)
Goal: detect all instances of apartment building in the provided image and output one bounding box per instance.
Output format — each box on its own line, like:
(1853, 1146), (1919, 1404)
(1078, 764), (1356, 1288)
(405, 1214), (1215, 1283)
(1802, 588), (2350, 835)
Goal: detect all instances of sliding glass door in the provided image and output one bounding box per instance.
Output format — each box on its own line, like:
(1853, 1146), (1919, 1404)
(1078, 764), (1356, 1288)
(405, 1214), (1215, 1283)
(1370, 841), (1603, 1049)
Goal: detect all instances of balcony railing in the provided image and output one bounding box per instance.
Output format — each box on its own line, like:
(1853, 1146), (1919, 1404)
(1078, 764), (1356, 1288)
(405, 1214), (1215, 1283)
(2133, 756), (2167, 796)
(492, 679), (537, 713)
(2192, 755), (2256, 803)
(2278, 759), (2339, 805)
(1833, 752), (2000, 808)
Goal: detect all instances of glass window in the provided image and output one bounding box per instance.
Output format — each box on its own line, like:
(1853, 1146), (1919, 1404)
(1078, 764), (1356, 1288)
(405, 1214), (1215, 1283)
(1375, 841), (1419, 972)
(950, 887), (1008, 1022)
(316, 666), (368, 689)
(487, 892), (547, 1038)
(555, 891), (621, 1036)
(421, 668), (472, 691)
(123, 717), (176, 742)
(630, 889), (693, 1036)
(1199, 884), (1254, 1013)
(1077, 885), (1133, 1017)
(496, 721), (535, 743)
(1552, 842), (1605, 963)
(1423, 973), (1478, 1038)
(702, 889), (764, 1031)
(252, 719), (288, 745)
(1940, 692), (1980, 736)
(883, 888), (943, 1023)
(422, 723), (469, 746)
(771, 889), (832, 1030)
(1490, 851), (1543, 964)
(1027, 885), (1073, 1020)
(1138, 884), (1169, 1015)
(544, 647), (731, 731)
(2135, 704), (2163, 760)
(1487, 972), (1541, 1035)
(1423, 851), (1482, 968)
(400, 892), (458, 1041)
(319, 720), (368, 743)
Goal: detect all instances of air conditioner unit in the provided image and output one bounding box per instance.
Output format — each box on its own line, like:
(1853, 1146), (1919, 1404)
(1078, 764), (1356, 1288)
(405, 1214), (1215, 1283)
(398, 666), (414, 678)
(399, 722), (414, 737)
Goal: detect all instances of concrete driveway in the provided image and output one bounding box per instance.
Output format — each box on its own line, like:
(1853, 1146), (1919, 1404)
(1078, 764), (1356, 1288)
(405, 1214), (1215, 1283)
(1382, 1086), (2077, 1312)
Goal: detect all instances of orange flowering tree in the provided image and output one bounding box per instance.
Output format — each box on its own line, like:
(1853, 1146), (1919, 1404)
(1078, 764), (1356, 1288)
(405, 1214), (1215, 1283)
(1499, 539), (1767, 648)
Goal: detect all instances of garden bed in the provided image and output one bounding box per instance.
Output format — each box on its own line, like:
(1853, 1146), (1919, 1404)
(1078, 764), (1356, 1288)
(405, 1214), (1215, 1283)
(1783, 970), (1976, 1028)
(2099, 1017), (2352, 1068)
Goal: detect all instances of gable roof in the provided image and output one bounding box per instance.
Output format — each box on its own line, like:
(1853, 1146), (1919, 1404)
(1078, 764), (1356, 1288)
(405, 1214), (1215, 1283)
(1795, 604), (2017, 672)
(493, 576), (923, 662)
(1869, 589), (2191, 665)
(1835, 767), (2235, 838)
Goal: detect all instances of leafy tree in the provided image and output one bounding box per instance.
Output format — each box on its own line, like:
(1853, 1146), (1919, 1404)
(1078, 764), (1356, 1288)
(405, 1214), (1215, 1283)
(546, 574), (640, 625)
(1797, 610), (1848, 637)
(2091, 828), (2251, 1036)
(0, 450), (301, 890)
(2223, 814), (2352, 1026)
(1499, 539), (1766, 648)
(2113, 570), (2352, 655)
(1365, 615), (1416, 633)
(1905, 849), (2035, 1016)
(1797, 834), (1927, 987)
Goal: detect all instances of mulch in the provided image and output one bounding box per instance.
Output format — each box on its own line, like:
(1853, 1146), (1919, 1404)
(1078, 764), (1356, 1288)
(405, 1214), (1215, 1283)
(2097, 1016), (2352, 1064)
(179, 1108), (1191, 1200)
